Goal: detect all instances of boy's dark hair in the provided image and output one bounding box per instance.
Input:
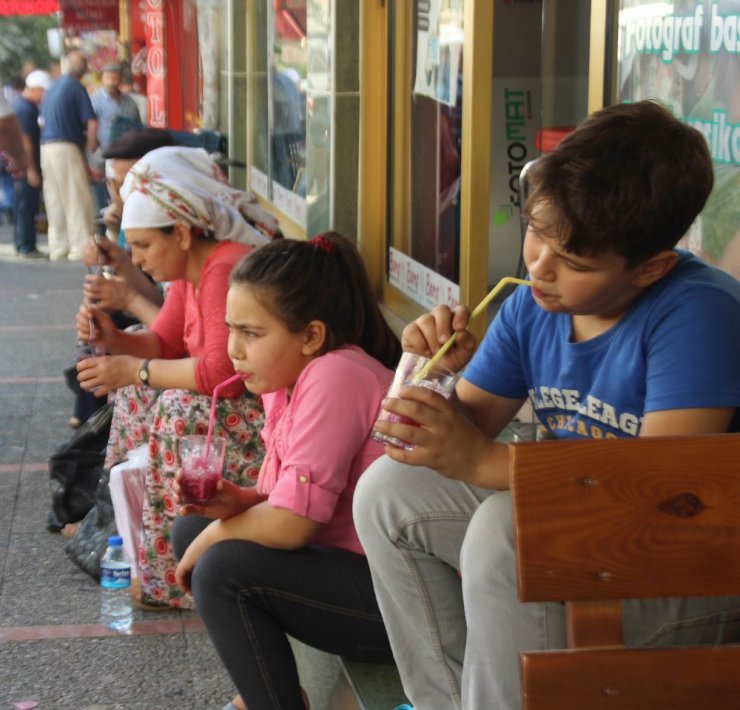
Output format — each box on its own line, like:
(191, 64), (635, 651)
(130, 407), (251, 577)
(230, 232), (402, 370)
(523, 100), (714, 265)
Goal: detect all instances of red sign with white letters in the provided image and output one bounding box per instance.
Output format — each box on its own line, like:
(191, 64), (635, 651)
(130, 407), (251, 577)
(0, 0), (59, 15)
(144, 0), (166, 127)
(59, 0), (118, 31)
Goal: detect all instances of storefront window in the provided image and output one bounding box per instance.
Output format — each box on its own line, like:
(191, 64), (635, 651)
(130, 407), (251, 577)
(248, 0), (308, 227)
(387, 0), (464, 309)
(616, 0), (739, 277)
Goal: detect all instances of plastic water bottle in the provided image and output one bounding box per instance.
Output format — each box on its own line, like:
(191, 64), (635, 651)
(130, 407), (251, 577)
(100, 535), (133, 633)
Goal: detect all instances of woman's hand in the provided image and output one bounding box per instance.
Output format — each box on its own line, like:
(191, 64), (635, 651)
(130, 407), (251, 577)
(82, 235), (130, 271)
(76, 354), (139, 396)
(373, 384), (493, 481)
(75, 303), (118, 349)
(83, 274), (136, 313)
(401, 304), (477, 374)
(173, 476), (265, 519)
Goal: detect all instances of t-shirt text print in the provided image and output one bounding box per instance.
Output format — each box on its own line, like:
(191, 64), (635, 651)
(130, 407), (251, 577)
(529, 386), (642, 438)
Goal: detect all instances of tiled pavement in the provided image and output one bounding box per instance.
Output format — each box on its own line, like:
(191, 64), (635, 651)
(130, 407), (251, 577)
(0, 223), (362, 710)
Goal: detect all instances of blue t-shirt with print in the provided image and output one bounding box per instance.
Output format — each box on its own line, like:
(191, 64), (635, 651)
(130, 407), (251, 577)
(40, 75), (95, 147)
(463, 251), (740, 439)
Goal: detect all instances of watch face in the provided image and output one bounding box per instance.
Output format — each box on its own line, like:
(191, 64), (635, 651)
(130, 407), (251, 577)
(139, 362), (149, 383)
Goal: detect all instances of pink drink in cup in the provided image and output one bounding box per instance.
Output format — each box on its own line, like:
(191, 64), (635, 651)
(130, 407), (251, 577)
(372, 352), (458, 450)
(178, 372), (245, 504)
(179, 435), (226, 504)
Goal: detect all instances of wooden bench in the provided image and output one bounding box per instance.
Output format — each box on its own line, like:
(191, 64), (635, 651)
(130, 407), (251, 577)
(510, 433), (740, 710)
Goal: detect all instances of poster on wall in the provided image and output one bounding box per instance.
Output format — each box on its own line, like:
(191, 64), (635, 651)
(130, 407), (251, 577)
(487, 0), (543, 287)
(389, 247), (460, 311)
(414, 0), (464, 107)
(617, 0), (739, 277)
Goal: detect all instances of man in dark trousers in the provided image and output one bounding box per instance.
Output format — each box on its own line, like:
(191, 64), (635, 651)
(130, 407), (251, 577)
(12, 70), (52, 258)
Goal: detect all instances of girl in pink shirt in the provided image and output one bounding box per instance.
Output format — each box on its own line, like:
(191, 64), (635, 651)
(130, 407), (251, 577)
(171, 232), (402, 710)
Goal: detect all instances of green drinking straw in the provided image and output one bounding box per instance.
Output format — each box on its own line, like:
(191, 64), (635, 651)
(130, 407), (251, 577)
(414, 276), (532, 382)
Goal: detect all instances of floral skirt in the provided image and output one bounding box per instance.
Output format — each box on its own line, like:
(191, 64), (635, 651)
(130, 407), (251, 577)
(105, 385), (265, 608)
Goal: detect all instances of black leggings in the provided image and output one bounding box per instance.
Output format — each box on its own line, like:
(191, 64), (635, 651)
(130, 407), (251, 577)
(171, 515), (393, 709)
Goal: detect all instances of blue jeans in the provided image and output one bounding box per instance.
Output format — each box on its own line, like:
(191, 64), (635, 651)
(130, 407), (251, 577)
(353, 458), (740, 710)
(13, 178), (40, 253)
(92, 180), (109, 219)
(171, 515), (392, 709)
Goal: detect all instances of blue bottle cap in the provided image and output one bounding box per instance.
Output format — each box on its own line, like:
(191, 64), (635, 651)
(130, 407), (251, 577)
(108, 535), (123, 546)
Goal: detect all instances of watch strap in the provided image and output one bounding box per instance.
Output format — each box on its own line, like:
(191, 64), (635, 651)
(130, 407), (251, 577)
(138, 358), (151, 385)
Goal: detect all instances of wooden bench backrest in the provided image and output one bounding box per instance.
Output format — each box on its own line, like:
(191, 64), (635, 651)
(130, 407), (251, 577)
(510, 433), (740, 710)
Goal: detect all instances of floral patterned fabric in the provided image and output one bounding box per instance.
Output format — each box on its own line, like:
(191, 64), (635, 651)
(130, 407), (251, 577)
(105, 384), (264, 607)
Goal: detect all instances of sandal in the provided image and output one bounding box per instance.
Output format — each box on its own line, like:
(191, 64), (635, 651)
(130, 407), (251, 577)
(131, 577), (174, 611)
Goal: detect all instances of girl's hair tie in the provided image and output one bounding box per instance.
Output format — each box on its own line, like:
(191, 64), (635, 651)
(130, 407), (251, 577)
(311, 235), (334, 254)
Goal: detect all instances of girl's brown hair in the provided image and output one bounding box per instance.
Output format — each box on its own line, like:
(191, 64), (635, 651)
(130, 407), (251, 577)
(231, 232), (402, 370)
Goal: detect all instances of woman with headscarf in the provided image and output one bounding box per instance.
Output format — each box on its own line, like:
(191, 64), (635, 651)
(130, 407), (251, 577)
(75, 148), (266, 608)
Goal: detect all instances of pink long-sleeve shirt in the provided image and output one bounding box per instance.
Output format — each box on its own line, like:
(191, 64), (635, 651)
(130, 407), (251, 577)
(259, 346), (394, 555)
(149, 240), (252, 398)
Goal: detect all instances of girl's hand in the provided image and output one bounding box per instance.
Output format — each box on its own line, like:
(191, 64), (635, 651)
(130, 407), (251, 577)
(76, 354), (138, 395)
(373, 385), (491, 480)
(401, 304), (477, 374)
(83, 274), (135, 313)
(175, 543), (199, 594)
(174, 476), (263, 519)
(175, 523), (223, 594)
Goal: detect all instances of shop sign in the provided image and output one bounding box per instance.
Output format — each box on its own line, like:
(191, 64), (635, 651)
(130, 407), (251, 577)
(0, 0), (58, 15)
(617, 0), (739, 278)
(59, 0), (118, 31)
(389, 247), (460, 311)
(488, 0), (542, 286)
(144, 0), (166, 127)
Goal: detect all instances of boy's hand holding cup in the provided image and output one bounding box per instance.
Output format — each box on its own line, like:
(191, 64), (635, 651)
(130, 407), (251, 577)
(372, 351), (460, 451)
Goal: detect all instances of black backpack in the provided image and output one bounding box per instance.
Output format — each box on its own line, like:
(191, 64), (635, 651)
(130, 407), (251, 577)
(46, 402), (113, 532)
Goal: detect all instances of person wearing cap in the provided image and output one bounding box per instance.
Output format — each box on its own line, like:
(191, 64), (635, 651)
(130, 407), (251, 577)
(90, 64), (142, 214)
(119, 67), (147, 124)
(40, 50), (98, 261)
(11, 69), (52, 258)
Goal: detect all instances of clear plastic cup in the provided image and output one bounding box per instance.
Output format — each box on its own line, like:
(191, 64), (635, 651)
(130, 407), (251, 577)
(372, 352), (459, 451)
(179, 435), (226, 504)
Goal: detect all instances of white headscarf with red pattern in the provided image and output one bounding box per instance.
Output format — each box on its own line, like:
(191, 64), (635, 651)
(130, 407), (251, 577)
(120, 146), (278, 247)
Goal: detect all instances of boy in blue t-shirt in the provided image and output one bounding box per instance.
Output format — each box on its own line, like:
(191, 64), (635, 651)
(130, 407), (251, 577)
(354, 100), (740, 710)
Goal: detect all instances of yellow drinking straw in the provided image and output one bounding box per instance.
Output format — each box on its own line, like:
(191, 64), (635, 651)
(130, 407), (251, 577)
(415, 276), (532, 381)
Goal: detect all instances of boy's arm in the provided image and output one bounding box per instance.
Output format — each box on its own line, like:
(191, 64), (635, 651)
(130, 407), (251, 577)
(380, 378), (525, 491)
(639, 407), (735, 437)
(449, 379), (526, 489)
